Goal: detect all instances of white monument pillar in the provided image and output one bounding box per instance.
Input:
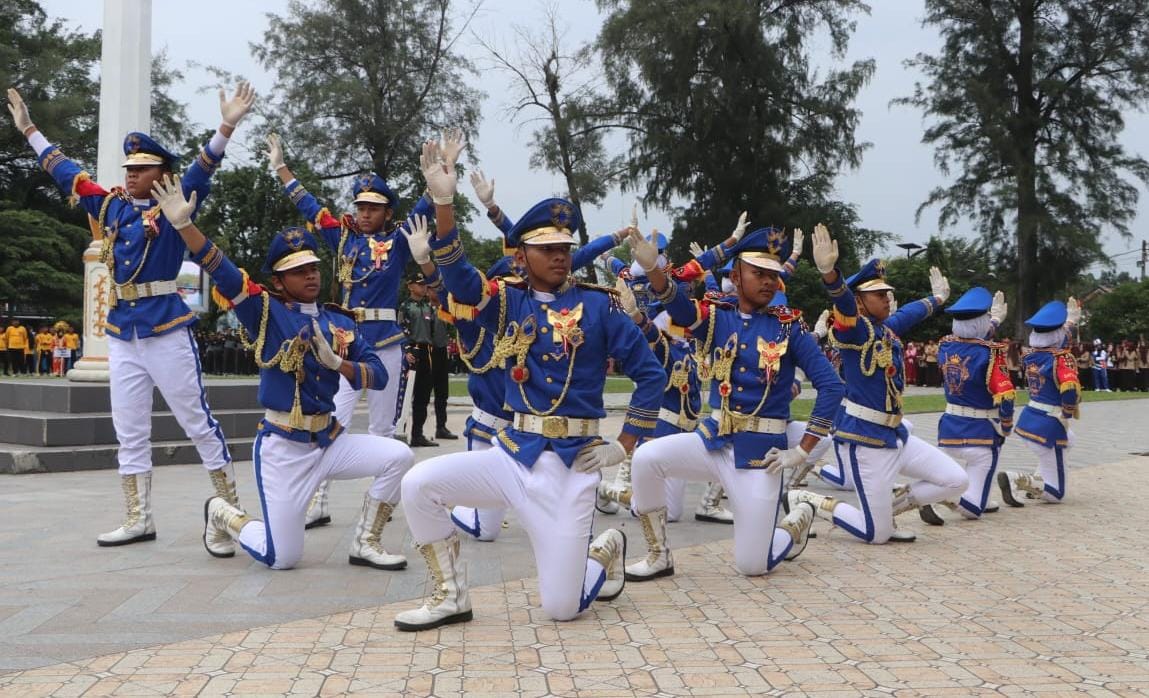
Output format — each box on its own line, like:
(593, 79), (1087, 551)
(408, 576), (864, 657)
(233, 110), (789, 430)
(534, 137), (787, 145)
(69, 0), (152, 382)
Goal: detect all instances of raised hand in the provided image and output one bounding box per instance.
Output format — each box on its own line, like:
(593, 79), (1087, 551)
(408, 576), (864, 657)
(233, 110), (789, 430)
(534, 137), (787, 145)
(469, 169), (494, 208)
(266, 133), (285, 172)
(888, 291), (898, 315)
(615, 276), (640, 319)
(689, 241), (705, 258)
(811, 224), (838, 275)
(730, 211), (750, 241)
(1066, 296), (1081, 327)
(791, 227), (804, 258)
(990, 290), (1007, 325)
(420, 140), (456, 204)
(627, 227), (660, 273)
(812, 309), (831, 339)
(219, 81), (256, 128)
(402, 214), (432, 265)
(440, 127), (466, 169)
(929, 266), (950, 303)
(6, 88), (33, 134)
(150, 174), (196, 230)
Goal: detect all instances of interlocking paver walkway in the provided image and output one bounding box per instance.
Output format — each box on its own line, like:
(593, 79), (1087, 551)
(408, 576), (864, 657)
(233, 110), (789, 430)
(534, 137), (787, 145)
(1, 398), (1148, 695)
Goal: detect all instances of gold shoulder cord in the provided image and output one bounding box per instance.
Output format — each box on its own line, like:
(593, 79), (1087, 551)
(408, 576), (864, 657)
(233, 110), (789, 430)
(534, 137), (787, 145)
(508, 312), (579, 418)
(459, 284), (509, 374)
(97, 194), (153, 306)
(238, 291), (311, 428)
(713, 321), (796, 435)
(831, 318), (901, 411)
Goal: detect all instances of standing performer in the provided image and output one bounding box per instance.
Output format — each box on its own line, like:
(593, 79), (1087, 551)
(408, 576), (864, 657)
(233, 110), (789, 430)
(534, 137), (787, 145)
(624, 227), (841, 580)
(394, 142), (664, 630)
(7, 85), (255, 548)
(918, 287), (1015, 525)
(267, 133), (454, 526)
(788, 226), (968, 545)
(449, 171), (627, 542)
(149, 176), (414, 570)
(998, 298), (1082, 506)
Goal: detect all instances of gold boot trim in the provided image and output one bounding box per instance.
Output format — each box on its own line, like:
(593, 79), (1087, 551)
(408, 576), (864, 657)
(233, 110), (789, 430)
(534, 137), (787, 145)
(366, 502), (394, 548)
(209, 468), (239, 507)
(121, 475), (142, 529)
(419, 534), (459, 607)
(638, 508), (668, 565)
(1016, 474), (1045, 497)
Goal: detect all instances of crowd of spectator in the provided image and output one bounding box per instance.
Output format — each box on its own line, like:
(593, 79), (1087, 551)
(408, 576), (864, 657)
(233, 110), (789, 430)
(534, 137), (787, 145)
(0, 318), (81, 377)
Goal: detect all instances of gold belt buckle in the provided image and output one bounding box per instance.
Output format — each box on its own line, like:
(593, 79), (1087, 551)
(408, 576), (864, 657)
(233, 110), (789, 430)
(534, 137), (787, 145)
(541, 416), (568, 438)
(118, 283), (139, 302)
(887, 413), (902, 427)
(353, 307), (366, 323)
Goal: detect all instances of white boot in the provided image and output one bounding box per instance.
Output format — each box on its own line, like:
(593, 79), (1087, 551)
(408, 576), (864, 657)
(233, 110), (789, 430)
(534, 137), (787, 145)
(891, 484), (916, 517)
(395, 533), (473, 631)
(203, 496), (251, 556)
(779, 502), (815, 561)
(694, 482), (734, 524)
(596, 460), (631, 514)
(787, 489), (838, 522)
(888, 521), (916, 542)
(348, 494), (407, 570)
(589, 528), (627, 601)
(205, 464), (241, 557)
(97, 473), (157, 547)
(304, 480), (332, 529)
(624, 507), (674, 581)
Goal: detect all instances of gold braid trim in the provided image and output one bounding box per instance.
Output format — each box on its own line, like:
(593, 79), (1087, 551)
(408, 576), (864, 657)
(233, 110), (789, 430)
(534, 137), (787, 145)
(459, 281), (509, 374)
(238, 291), (311, 428)
(831, 317), (901, 412)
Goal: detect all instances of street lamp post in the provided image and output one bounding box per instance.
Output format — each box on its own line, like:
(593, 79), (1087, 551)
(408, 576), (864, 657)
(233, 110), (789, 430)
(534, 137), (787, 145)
(896, 242), (926, 259)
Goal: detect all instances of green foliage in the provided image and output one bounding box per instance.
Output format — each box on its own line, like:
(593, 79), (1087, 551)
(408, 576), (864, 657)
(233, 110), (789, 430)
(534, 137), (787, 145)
(1083, 280), (1149, 342)
(898, 0), (1149, 335)
(0, 206), (87, 317)
(596, 0), (876, 261)
(253, 0), (484, 191)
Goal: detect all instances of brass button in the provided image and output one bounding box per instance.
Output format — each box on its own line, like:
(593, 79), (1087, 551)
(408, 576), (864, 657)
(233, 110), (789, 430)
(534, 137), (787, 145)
(542, 355), (550, 362)
(124, 260), (131, 266)
(739, 366), (746, 373)
(540, 327), (549, 334)
(736, 386), (743, 392)
(362, 282), (367, 287)
(129, 302), (136, 307)
(540, 304), (549, 310)
(551, 398), (559, 405)
(360, 301), (366, 306)
(546, 377), (553, 383)
(740, 343), (747, 349)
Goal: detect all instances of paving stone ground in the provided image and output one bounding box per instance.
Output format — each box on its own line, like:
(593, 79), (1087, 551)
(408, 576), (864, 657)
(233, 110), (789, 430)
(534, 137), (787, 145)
(1, 396), (1148, 696)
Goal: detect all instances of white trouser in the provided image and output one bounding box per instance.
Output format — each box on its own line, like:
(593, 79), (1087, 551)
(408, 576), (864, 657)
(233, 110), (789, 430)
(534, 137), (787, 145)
(940, 445), (1000, 516)
(665, 478), (687, 521)
(108, 328), (230, 475)
(239, 432), (413, 570)
(332, 344), (403, 437)
(817, 419), (918, 491)
(402, 447), (606, 621)
(830, 435), (968, 544)
(450, 435), (509, 541)
(631, 432), (794, 576)
(1024, 437), (1072, 502)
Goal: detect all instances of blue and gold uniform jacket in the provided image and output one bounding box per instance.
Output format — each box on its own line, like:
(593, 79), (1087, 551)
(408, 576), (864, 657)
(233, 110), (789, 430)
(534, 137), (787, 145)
(1016, 348), (1080, 448)
(40, 140), (223, 340)
(938, 337), (1016, 447)
(443, 216), (623, 444)
(637, 319), (702, 438)
(191, 241), (386, 446)
(825, 272), (941, 448)
(661, 282), (844, 468)
(430, 228), (664, 467)
(285, 181), (434, 349)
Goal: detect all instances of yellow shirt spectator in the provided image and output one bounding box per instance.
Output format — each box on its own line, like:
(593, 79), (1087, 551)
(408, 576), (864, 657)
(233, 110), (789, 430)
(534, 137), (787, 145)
(5, 324), (29, 350)
(65, 332), (79, 350)
(36, 331), (54, 352)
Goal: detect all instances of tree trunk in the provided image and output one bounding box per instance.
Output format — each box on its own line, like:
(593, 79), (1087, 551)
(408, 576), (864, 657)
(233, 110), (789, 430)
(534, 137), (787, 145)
(1013, 0), (1040, 338)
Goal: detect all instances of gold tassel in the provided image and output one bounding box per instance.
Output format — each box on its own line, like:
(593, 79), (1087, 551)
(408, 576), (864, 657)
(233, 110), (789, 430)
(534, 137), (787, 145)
(289, 383), (305, 430)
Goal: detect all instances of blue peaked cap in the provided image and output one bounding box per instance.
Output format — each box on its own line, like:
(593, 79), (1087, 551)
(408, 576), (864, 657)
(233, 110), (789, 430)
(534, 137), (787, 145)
(486, 256), (516, 279)
(946, 287), (992, 319)
(121, 132), (179, 168)
(263, 227), (321, 274)
(506, 198), (581, 248)
(1025, 300), (1067, 332)
(351, 173), (399, 208)
(845, 258), (894, 292)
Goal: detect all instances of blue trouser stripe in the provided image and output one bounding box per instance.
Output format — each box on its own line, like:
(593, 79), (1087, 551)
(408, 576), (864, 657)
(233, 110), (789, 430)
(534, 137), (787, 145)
(959, 446), (999, 517)
(767, 475), (792, 570)
(240, 431), (276, 567)
(187, 328), (231, 463)
(579, 487), (606, 612)
(834, 443), (875, 542)
(820, 446), (848, 486)
(1046, 446), (1067, 500)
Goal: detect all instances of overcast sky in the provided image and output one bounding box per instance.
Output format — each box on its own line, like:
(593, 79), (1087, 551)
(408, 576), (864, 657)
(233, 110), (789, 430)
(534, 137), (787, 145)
(39, 0), (1149, 275)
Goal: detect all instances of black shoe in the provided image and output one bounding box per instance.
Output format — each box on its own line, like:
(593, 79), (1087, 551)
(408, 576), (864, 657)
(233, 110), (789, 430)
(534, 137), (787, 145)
(918, 505), (945, 526)
(411, 435), (439, 448)
(997, 472), (1024, 508)
(435, 428), (459, 440)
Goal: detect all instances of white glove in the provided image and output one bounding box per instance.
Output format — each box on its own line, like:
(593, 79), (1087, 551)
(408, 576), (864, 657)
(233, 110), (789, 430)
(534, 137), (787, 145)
(628, 227), (660, 273)
(266, 133), (285, 172)
(573, 441), (627, 474)
(761, 445), (810, 476)
(689, 241), (705, 258)
(929, 266), (950, 303)
(990, 290), (1007, 325)
(1066, 296), (1081, 326)
(791, 227), (804, 258)
(440, 127), (466, 168)
(420, 140), (456, 204)
(813, 309), (831, 339)
(469, 169), (495, 208)
(6, 88), (33, 134)
(219, 81), (255, 128)
(310, 319), (344, 371)
(615, 276), (640, 319)
(888, 291), (898, 315)
(730, 211), (750, 241)
(811, 223), (838, 275)
(403, 214), (432, 264)
(150, 174), (196, 230)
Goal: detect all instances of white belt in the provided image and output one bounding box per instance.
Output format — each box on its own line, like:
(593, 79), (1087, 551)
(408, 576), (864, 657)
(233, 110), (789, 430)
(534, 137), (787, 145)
(264, 410), (332, 432)
(115, 279), (178, 303)
(513, 413), (599, 439)
(1026, 400), (1062, 416)
(945, 404), (997, 419)
(844, 400), (903, 428)
(718, 411), (787, 434)
(658, 407), (699, 431)
(353, 307), (397, 322)
(470, 407), (511, 431)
